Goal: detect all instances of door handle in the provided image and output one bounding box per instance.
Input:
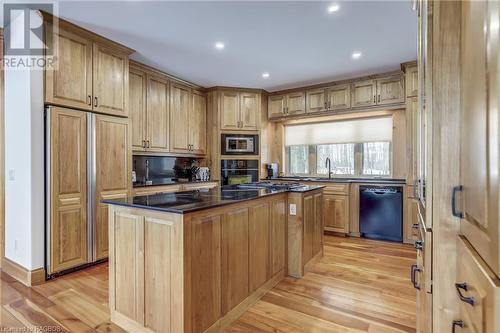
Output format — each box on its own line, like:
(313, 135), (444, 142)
(410, 264), (422, 290)
(373, 95), (376, 103)
(87, 95), (92, 106)
(414, 240), (423, 250)
(324, 101), (328, 109)
(94, 96), (98, 107)
(455, 283), (475, 306)
(142, 140), (146, 148)
(452, 320), (464, 333)
(146, 140), (150, 148)
(377, 94), (381, 103)
(412, 223), (419, 230)
(452, 185), (464, 218)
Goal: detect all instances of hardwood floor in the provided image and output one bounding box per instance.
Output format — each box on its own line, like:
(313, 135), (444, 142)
(0, 236), (416, 332)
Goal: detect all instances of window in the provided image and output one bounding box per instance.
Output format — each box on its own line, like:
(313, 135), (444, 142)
(284, 117), (393, 177)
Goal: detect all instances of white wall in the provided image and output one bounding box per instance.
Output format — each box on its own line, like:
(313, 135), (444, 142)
(4, 60), (45, 271)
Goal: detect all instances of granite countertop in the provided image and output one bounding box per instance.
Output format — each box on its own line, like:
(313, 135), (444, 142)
(104, 184), (324, 214)
(133, 180), (218, 188)
(268, 176), (406, 184)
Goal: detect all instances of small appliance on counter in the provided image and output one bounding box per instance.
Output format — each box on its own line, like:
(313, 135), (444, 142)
(221, 133), (259, 155)
(221, 159), (259, 185)
(196, 167), (210, 181)
(266, 163), (279, 179)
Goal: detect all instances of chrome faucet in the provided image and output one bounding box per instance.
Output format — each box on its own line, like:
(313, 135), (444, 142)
(325, 157), (332, 179)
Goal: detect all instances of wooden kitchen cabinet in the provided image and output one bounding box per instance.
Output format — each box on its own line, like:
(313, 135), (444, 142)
(351, 79), (376, 107)
(306, 88), (325, 113)
(146, 74), (170, 152)
(323, 193), (349, 234)
(325, 84), (351, 110)
(170, 83), (191, 153)
(249, 203), (270, 292)
(268, 94), (287, 118)
(270, 198), (286, 276)
(405, 65), (418, 97)
(95, 115), (131, 260)
(45, 27), (93, 111)
(268, 92), (305, 118)
(221, 207), (250, 314)
(220, 91), (260, 131)
(376, 75), (405, 105)
(44, 21), (133, 117)
(129, 67), (147, 151)
(190, 90), (207, 154)
(459, 0), (500, 277)
(48, 108), (88, 274)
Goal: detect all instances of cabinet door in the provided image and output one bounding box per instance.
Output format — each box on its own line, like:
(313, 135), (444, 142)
(405, 66), (419, 97)
(190, 90), (207, 155)
(326, 84), (351, 110)
(407, 97), (418, 185)
(313, 192), (323, 256)
(286, 92), (306, 115)
(220, 91), (240, 130)
(460, 0), (500, 276)
(95, 115), (131, 260)
(170, 83), (191, 153)
(240, 93), (260, 130)
(351, 80), (376, 107)
(302, 194), (315, 264)
(129, 67), (147, 151)
(376, 76), (404, 105)
(221, 208), (249, 314)
(306, 88), (326, 113)
(270, 199), (286, 276)
(49, 108), (88, 274)
(92, 43), (129, 117)
(249, 203), (270, 292)
(323, 194), (349, 233)
(186, 214), (222, 333)
(45, 28), (92, 110)
(268, 95), (286, 118)
(146, 75), (169, 152)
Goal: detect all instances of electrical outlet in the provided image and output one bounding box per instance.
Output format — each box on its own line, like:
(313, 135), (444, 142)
(289, 204), (297, 216)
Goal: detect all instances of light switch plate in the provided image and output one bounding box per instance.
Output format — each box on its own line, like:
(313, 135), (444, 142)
(289, 203), (297, 216)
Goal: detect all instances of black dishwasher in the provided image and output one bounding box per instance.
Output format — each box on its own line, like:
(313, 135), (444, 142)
(359, 186), (403, 242)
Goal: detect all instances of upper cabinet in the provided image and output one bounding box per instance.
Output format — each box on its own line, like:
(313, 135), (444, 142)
(405, 65), (419, 97)
(44, 21), (133, 117)
(270, 72), (405, 120)
(220, 91), (260, 131)
(129, 63), (206, 155)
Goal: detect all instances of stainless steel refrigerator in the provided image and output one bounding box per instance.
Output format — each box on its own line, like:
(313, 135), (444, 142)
(45, 105), (130, 276)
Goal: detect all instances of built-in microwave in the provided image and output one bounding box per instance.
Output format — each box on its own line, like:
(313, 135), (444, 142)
(221, 134), (259, 155)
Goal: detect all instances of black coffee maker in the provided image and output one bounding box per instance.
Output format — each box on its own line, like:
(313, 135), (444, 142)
(266, 163), (278, 179)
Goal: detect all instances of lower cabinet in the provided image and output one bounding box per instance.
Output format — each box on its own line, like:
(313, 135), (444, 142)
(249, 203), (270, 292)
(323, 193), (349, 234)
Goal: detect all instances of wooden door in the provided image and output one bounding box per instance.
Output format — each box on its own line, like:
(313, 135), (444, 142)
(286, 92), (306, 115)
(306, 88), (325, 113)
(221, 208), (249, 314)
(323, 194), (349, 233)
(109, 211), (144, 323)
(268, 95), (286, 118)
(95, 115), (131, 260)
(220, 91), (240, 130)
(92, 43), (129, 117)
(190, 90), (207, 155)
(170, 83), (191, 153)
(146, 75), (169, 152)
(129, 67), (147, 151)
(249, 203), (270, 292)
(270, 199), (286, 276)
(45, 28), (92, 110)
(460, 0), (500, 276)
(313, 192), (323, 256)
(240, 93), (259, 130)
(351, 80), (376, 107)
(326, 84), (351, 110)
(406, 66), (419, 97)
(49, 107), (88, 274)
(186, 214), (222, 333)
(302, 195), (315, 264)
(376, 76), (404, 105)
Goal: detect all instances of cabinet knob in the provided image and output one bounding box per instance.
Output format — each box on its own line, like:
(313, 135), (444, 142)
(373, 95), (376, 103)
(94, 96), (98, 107)
(455, 283), (475, 306)
(377, 94), (381, 103)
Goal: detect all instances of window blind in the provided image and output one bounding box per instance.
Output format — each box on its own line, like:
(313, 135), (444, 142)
(284, 117), (393, 146)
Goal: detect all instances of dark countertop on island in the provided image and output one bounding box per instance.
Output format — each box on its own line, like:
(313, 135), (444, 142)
(104, 184), (324, 214)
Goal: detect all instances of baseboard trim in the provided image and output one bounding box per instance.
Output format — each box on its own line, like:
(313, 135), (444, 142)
(1, 257), (45, 286)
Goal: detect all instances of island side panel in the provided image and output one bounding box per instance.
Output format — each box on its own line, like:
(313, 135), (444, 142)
(287, 192), (304, 278)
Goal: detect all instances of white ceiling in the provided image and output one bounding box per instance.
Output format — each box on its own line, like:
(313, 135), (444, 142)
(2, 1), (417, 91)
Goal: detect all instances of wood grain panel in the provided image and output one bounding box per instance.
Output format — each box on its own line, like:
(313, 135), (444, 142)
(270, 199), (286, 276)
(190, 90), (207, 154)
(351, 80), (376, 108)
(240, 93), (259, 130)
(323, 194), (349, 233)
(268, 95), (286, 118)
(169, 83), (191, 152)
(220, 91), (240, 130)
(302, 195), (314, 264)
(249, 203), (270, 292)
(306, 88), (325, 113)
(146, 75), (169, 152)
(129, 67), (147, 151)
(377, 76), (404, 105)
(286, 92), (306, 115)
(326, 84), (351, 110)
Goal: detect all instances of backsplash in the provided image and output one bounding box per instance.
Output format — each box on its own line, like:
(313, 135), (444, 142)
(133, 155), (201, 187)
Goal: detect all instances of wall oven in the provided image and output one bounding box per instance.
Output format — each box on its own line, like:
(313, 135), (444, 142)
(221, 159), (259, 185)
(221, 134), (259, 155)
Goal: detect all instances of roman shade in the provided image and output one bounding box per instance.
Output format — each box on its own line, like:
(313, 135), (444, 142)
(284, 117), (393, 146)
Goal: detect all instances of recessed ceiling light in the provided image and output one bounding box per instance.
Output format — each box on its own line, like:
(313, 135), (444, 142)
(328, 4), (340, 13)
(352, 51), (362, 59)
(262, 72), (270, 79)
(215, 42), (225, 50)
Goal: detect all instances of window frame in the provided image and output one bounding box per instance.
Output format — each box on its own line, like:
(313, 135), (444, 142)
(285, 141), (392, 178)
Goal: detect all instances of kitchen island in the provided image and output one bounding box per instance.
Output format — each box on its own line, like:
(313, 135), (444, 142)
(104, 184), (324, 333)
